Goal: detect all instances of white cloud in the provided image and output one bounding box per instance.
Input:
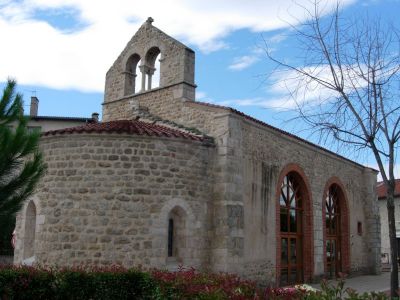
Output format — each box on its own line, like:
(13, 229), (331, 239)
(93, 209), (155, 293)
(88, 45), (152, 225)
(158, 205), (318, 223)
(196, 91), (207, 100)
(196, 91), (217, 104)
(218, 97), (273, 108)
(258, 67), (335, 110)
(0, 0), (356, 92)
(268, 32), (288, 44)
(228, 55), (259, 71)
(203, 65), (342, 110)
(262, 63), (372, 110)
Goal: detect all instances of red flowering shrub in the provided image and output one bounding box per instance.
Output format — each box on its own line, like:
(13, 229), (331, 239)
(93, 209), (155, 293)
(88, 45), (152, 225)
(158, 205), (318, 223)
(0, 265), (265, 299)
(152, 266), (262, 299)
(6, 265), (388, 300)
(264, 286), (306, 300)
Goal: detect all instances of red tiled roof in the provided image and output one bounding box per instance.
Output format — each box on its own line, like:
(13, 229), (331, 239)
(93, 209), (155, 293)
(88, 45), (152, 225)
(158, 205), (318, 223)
(192, 101), (375, 170)
(42, 120), (205, 142)
(377, 179), (400, 199)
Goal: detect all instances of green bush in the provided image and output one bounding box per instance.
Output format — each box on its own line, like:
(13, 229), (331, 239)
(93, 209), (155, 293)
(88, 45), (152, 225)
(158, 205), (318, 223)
(56, 267), (158, 300)
(0, 265), (158, 300)
(0, 266), (56, 299)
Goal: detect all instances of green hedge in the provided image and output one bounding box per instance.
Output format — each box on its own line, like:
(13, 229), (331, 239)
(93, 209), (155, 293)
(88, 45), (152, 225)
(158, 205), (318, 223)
(0, 266), (158, 300)
(0, 265), (263, 299)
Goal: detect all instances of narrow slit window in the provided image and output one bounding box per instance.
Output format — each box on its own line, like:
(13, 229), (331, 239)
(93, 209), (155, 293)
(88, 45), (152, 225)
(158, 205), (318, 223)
(168, 218), (174, 257)
(357, 221), (362, 236)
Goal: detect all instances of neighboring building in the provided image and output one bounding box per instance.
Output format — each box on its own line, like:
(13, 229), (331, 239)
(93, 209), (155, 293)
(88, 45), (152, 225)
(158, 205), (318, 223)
(13, 18), (381, 286)
(378, 179), (400, 265)
(0, 96), (98, 264)
(24, 96), (98, 132)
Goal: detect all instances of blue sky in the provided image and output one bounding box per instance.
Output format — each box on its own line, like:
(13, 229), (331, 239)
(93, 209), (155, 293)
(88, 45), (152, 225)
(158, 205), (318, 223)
(0, 0), (399, 177)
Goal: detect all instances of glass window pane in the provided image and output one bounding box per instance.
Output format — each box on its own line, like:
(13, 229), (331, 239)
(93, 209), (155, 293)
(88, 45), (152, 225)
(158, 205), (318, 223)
(290, 209), (296, 232)
(331, 216), (336, 233)
(289, 188), (295, 207)
(281, 238), (288, 265)
(290, 238), (297, 264)
(325, 185), (342, 279)
(280, 269), (288, 286)
(297, 211), (302, 233)
(326, 215), (331, 234)
(326, 240), (331, 262)
(280, 192), (286, 206)
(280, 208), (288, 232)
(290, 269), (297, 284)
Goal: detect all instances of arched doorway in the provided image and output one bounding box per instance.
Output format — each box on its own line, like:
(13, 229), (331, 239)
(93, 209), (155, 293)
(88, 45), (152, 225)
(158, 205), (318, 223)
(276, 166), (313, 286)
(323, 180), (350, 277)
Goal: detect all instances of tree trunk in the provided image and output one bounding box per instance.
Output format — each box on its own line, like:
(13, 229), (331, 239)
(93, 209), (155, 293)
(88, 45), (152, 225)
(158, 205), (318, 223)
(387, 185), (399, 297)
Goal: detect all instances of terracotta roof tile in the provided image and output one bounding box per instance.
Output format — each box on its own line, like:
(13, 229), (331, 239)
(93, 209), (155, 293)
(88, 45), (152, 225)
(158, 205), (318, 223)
(42, 119), (205, 142)
(377, 179), (400, 199)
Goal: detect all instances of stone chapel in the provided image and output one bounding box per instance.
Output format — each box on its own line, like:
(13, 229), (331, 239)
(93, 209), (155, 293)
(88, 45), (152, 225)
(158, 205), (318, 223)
(14, 18), (381, 286)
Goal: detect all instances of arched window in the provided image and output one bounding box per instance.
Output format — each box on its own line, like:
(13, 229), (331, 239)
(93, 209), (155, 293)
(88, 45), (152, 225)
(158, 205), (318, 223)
(279, 173), (304, 285)
(23, 201), (36, 259)
(167, 206), (186, 262)
(324, 183), (348, 278)
(152, 53), (161, 89)
(124, 54), (141, 95)
(134, 59), (142, 93)
(143, 47), (161, 90)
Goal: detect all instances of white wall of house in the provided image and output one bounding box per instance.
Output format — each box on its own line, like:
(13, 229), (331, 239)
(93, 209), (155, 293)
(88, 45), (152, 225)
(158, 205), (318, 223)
(379, 196), (400, 263)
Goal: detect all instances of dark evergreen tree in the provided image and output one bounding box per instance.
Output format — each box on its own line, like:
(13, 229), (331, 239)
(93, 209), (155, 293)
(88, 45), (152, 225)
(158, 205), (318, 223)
(0, 79), (46, 254)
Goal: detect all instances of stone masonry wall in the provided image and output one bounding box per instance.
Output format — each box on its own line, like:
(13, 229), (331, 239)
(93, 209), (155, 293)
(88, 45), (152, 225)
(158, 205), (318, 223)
(223, 115), (380, 283)
(104, 20), (195, 104)
(14, 133), (215, 269)
(103, 83), (194, 123)
(103, 92), (228, 138)
(104, 94), (380, 284)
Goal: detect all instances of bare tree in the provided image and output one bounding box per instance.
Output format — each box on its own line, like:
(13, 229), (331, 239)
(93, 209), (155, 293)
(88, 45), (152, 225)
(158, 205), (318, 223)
(266, 1), (400, 296)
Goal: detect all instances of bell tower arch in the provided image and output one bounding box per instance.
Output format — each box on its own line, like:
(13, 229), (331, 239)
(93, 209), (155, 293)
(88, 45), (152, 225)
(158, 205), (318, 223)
(103, 17), (196, 122)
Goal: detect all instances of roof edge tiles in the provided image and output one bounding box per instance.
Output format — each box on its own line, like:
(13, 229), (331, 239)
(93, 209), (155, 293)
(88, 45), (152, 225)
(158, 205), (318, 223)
(377, 179), (400, 199)
(42, 119), (207, 142)
(191, 101), (377, 171)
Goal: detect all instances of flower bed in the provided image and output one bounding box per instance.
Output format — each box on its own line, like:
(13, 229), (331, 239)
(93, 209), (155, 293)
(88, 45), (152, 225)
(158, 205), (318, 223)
(0, 265), (390, 299)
